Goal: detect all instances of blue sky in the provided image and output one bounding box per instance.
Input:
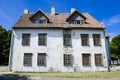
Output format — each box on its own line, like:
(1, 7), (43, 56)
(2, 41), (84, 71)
(0, 0), (120, 39)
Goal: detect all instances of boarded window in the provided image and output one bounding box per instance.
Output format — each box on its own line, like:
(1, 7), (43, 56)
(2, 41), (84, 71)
(81, 34), (89, 46)
(64, 54), (72, 66)
(38, 34), (47, 46)
(93, 34), (101, 46)
(82, 54), (91, 66)
(22, 34), (30, 46)
(23, 53), (32, 66)
(37, 53), (46, 66)
(63, 34), (71, 46)
(95, 54), (102, 66)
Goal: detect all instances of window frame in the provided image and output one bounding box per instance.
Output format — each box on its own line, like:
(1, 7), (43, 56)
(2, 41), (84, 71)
(81, 34), (89, 46)
(23, 53), (32, 66)
(93, 34), (101, 46)
(34, 19), (47, 24)
(71, 20), (84, 24)
(38, 34), (47, 46)
(63, 33), (72, 46)
(37, 53), (46, 66)
(95, 54), (103, 66)
(64, 54), (73, 66)
(82, 54), (91, 67)
(22, 34), (30, 46)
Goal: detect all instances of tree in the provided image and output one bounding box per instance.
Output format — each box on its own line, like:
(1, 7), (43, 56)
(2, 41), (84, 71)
(110, 34), (120, 64)
(0, 26), (12, 65)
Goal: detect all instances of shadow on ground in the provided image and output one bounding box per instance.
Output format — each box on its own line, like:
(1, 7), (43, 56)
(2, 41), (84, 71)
(0, 74), (29, 80)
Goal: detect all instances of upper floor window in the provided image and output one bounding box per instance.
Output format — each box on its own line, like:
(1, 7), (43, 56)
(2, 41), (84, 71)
(82, 54), (91, 66)
(71, 20), (84, 24)
(93, 34), (101, 46)
(23, 53), (32, 66)
(37, 53), (46, 66)
(81, 34), (89, 46)
(64, 54), (72, 66)
(22, 34), (30, 46)
(38, 34), (47, 46)
(63, 34), (71, 46)
(95, 54), (103, 66)
(35, 19), (47, 24)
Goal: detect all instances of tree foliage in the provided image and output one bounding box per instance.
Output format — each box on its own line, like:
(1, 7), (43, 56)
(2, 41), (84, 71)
(110, 34), (120, 60)
(0, 26), (12, 65)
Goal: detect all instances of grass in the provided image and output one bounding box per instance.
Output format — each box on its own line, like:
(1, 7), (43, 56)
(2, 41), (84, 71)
(1, 71), (120, 78)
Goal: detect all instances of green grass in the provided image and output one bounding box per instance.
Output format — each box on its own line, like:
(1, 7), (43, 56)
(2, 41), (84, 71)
(1, 71), (120, 78)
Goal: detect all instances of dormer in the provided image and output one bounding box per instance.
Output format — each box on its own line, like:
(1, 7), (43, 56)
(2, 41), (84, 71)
(66, 9), (86, 25)
(29, 10), (49, 24)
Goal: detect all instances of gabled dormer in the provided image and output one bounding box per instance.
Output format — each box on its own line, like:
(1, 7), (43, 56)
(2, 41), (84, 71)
(29, 10), (50, 24)
(66, 8), (86, 25)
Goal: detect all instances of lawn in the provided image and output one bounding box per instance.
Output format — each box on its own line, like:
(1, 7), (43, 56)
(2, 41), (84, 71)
(1, 71), (120, 78)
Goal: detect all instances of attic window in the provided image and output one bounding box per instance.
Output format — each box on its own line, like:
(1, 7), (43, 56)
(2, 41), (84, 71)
(34, 19), (47, 24)
(71, 20), (84, 24)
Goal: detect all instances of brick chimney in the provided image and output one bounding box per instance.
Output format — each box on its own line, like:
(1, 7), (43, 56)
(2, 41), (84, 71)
(24, 9), (29, 14)
(51, 7), (55, 15)
(71, 8), (76, 13)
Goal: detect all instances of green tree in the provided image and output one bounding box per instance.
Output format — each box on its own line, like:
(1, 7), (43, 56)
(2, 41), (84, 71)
(110, 34), (120, 61)
(0, 26), (12, 65)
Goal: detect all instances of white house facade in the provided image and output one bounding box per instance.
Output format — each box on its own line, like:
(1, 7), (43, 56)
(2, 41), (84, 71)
(9, 7), (110, 72)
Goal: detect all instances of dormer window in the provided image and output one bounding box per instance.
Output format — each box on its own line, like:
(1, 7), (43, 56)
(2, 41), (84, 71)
(35, 19), (47, 24)
(71, 20), (84, 24)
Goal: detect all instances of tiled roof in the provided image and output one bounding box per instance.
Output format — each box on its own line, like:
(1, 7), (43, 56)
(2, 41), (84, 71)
(13, 11), (105, 29)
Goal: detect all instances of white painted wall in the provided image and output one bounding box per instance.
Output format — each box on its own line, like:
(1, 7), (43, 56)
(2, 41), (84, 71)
(9, 29), (109, 72)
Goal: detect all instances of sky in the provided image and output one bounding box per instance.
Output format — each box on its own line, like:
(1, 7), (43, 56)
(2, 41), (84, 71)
(0, 0), (120, 39)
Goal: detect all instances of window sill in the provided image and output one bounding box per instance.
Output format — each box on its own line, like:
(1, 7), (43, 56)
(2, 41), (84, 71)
(94, 45), (102, 46)
(64, 65), (73, 67)
(82, 45), (90, 47)
(83, 66), (91, 67)
(24, 65), (32, 67)
(38, 65), (46, 67)
(22, 45), (30, 46)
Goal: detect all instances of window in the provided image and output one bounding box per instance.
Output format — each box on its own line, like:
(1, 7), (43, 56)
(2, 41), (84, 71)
(64, 54), (72, 66)
(37, 53), (46, 66)
(82, 54), (91, 66)
(95, 54), (102, 66)
(93, 34), (101, 46)
(35, 19), (47, 24)
(23, 53), (32, 66)
(22, 34), (30, 46)
(81, 34), (89, 46)
(71, 20), (84, 24)
(38, 34), (47, 46)
(63, 34), (71, 46)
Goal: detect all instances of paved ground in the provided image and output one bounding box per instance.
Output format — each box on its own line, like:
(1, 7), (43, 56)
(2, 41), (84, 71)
(0, 66), (120, 80)
(0, 76), (120, 80)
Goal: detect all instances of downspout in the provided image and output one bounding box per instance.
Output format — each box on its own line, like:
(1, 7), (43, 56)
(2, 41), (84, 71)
(107, 37), (111, 72)
(106, 36), (111, 72)
(8, 29), (14, 71)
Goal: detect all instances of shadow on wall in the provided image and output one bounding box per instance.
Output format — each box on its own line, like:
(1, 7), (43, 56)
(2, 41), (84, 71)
(0, 74), (28, 80)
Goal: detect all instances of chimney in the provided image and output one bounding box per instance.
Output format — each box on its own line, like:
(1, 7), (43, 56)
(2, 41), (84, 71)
(51, 7), (55, 15)
(71, 8), (76, 13)
(24, 9), (29, 14)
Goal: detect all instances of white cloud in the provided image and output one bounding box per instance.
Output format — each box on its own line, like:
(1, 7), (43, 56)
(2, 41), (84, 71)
(102, 15), (120, 27)
(108, 32), (118, 41)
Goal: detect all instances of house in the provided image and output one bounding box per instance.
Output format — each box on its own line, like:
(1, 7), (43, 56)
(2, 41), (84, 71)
(9, 7), (110, 72)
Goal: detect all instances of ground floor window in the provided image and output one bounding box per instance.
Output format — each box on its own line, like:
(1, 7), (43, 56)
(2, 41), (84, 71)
(64, 54), (72, 66)
(82, 54), (91, 66)
(95, 54), (103, 66)
(23, 53), (32, 66)
(37, 53), (46, 66)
